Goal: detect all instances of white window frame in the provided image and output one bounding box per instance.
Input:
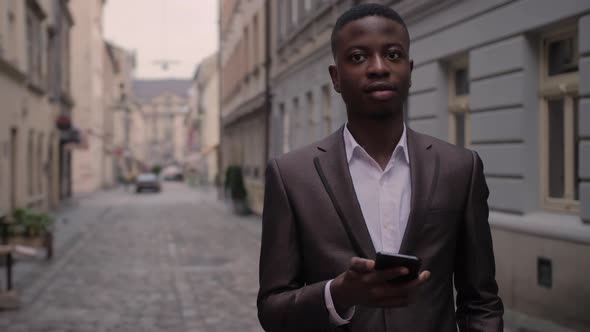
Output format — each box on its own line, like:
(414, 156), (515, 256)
(448, 57), (470, 148)
(26, 3), (43, 86)
(307, 91), (315, 127)
(322, 84), (332, 135)
(291, 0), (298, 25)
(293, 97), (300, 147)
(539, 26), (580, 213)
(281, 103), (290, 153)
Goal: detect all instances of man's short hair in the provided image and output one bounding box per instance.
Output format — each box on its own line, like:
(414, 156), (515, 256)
(331, 3), (409, 56)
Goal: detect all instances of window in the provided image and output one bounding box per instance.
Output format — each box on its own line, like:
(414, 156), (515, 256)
(38, 133), (43, 194)
(307, 91), (315, 140)
(448, 57), (470, 148)
(61, 17), (71, 93)
(28, 130), (34, 196)
(47, 29), (56, 93)
(293, 97), (300, 147)
(26, 1), (44, 87)
(279, 1), (287, 38)
(0, 1), (4, 57)
(540, 27), (579, 212)
(291, 0), (298, 25)
(322, 85), (332, 135)
(4, 1), (17, 63)
(253, 15), (259, 70)
(280, 103), (290, 153)
(244, 26), (250, 74)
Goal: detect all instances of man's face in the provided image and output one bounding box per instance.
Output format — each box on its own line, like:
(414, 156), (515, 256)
(329, 16), (413, 119)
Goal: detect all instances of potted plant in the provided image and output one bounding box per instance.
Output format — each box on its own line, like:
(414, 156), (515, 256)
(8, 208), (54, 259)
(225, 165), (250, 215)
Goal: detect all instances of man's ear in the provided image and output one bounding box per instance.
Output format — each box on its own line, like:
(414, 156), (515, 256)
(328, 65), (341, 93)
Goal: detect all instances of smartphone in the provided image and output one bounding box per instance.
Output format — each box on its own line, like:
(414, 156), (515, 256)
(374, 251), (421, 284)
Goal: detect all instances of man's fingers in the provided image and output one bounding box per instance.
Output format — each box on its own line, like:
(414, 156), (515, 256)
(349, 257), (375, 273)
(393, 270), (431, 292)
(416, 270), (431, 284)
(374, 266), (409, 282)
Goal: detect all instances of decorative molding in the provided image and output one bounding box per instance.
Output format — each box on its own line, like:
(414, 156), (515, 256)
(0, 57), (27, 83)
(222, 92), (266, 127)
(27, 81), (46, 96)
(27, 0), (47, 20)
(392, 0), (461, 24)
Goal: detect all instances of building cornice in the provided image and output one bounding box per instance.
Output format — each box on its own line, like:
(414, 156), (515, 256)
(27, 0), (47, 20)
(221, 91), (265, 127)
(60, 0), (74, 25)
(272, 40), (332, 85)
(392, 0), (461, 24)
(0, 57), (27, 83)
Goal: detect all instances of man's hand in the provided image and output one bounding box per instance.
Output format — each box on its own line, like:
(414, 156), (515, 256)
(330, 257), (430, 312)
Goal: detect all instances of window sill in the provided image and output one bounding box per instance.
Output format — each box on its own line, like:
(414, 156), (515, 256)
(489, 211), (590, 245)
(0, 56), (27, 83)
(277, 2), (333, 54)
(26, 193), (46, 208)
(27, 81), (46, 95)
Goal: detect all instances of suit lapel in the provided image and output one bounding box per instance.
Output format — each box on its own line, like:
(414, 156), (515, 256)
(314, 126), (376, 259)
(399, 128), (439, 255)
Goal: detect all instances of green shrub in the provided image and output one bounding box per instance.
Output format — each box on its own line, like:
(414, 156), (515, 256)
(11, 208), (55, 237)
(224, 165), (247, 201)
(151, 165), (162, 175)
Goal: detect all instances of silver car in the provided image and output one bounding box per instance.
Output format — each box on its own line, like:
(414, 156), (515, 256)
(135, 173), (161, 193)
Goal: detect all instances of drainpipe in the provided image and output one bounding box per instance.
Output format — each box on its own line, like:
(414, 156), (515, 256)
(263, 0), (272, 163)
(217, 0), (224, 198)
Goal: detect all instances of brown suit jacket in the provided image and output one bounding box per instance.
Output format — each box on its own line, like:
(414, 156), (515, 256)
(257, 126), (504, 332)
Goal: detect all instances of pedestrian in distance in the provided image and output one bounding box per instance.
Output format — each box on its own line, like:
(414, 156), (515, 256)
(257, 3), (503, 332)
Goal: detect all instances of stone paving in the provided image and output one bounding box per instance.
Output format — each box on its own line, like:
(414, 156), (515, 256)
(0, 183), (263, 332)
(0, 183), (582, 332)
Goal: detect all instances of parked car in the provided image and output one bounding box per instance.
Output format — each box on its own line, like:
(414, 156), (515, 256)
(135, 173), (161, 193)
(161, 165), (184, 181)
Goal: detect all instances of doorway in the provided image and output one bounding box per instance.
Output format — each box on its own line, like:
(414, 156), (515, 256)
(10, 128), (17, 211)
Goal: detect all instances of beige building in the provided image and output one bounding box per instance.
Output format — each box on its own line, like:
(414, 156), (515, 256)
(133, 80), (191, 168)
(0, 0), (75, 214)
(103, 41), (136, 183)
(220, 0), (270, 214)
(186, 53), (220, 185)
(69, 0), (106, 194)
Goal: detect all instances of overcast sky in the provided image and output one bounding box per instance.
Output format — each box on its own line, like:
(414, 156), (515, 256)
(103, 0), (218, 80)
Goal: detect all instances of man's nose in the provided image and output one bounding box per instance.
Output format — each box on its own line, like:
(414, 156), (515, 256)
(367, 55), (389, 78)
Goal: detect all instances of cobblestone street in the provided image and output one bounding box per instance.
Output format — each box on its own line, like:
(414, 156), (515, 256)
(0, 183), (263, 332)
(0, 183), (581, 332)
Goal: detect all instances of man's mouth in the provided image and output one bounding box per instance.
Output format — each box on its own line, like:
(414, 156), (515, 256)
(365, 82), (398, 100)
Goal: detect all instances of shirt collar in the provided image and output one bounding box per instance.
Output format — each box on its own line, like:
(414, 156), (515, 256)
(343, 123), (410, 165)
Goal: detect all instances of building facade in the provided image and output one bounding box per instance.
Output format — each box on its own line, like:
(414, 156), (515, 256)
(103, 42), (136, 187)
(186, 53), (220, 185)
(0, 0), (75, 214)
(69, 0), (106, 194)
(104, 41), (136, 184)
(220, 0), (270, 214)
(133, 79), (191, 169)
(266, 0), (590, 329)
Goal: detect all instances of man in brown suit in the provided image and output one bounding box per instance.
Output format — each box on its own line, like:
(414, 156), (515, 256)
(257, 4), (503, 331)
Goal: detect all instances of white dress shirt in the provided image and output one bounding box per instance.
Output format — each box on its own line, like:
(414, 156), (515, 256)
(324, 123), (412, 325)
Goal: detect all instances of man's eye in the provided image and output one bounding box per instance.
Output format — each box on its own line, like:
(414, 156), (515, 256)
(351, 54), (366, 63)
(386, 51), (401, 61)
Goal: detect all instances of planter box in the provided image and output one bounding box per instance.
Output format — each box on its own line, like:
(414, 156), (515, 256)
(6, 232), (53, 259)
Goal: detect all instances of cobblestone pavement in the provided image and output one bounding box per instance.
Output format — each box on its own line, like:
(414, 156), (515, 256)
(0, 183), (582, 332)
(0, 183), (263, 332)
